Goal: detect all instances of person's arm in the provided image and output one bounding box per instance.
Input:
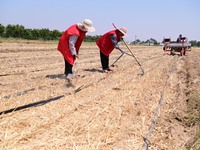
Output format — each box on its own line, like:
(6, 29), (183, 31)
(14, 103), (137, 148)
(69, 35), (78, 56)
(110, 34), (125, 53)
(110, 34), (120, 49)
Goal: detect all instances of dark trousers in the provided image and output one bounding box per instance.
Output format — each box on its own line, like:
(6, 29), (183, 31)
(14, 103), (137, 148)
(100, 51), (109, 70)
(64, 58), (73, 75)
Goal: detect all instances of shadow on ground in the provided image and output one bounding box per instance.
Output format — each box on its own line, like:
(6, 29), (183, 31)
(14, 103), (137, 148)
(83, 68), (103, 73)
(45, 74), (65, 79)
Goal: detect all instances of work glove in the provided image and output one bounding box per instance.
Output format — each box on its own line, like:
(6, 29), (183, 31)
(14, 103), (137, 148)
(115, 45), (120, 50)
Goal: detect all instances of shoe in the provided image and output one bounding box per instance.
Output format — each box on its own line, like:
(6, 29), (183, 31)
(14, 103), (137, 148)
(103, 68), (113, 73)
(103, 69), (109, 73)
(66, 73), (74, 79)
(107, 68), (113, 72)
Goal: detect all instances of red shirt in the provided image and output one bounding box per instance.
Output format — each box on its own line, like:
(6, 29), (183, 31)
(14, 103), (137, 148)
(96, 30), (121, 56)
(57, 24), (86, 65)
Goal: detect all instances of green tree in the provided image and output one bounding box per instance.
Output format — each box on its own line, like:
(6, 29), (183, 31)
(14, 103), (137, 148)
(50, 29), (62, 40)
(15, 24), (24, 38)
(197, 41), (200, 47)
(130, 39), (141, 45)
(84, 35), (101, 42)
(190, 40), (197, 47)
(5, 24), (15, 38)
(23, 29), (32, 39)
(30, 29), (39, 40)
(0, 24), (5, 37)
(39, 28), (51, 40)
(150, 38), (158, 45)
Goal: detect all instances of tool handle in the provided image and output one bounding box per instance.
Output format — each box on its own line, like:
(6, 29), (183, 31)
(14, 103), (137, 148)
(112, 23), (117, 29)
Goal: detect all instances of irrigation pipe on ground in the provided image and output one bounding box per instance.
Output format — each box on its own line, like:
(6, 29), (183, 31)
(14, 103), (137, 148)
(141, 57), (178, 150)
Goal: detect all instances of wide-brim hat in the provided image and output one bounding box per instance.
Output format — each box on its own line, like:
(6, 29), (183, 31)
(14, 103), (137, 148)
(118, 27), (127, 36)
(78, 19), (95, 32)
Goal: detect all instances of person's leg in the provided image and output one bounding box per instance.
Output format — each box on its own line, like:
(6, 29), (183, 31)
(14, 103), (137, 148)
(64, 58), (73, 76)
(100, 51), (109, 70)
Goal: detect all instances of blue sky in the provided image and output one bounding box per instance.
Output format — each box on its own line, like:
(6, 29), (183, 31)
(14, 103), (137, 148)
(1, 0), (200, 42)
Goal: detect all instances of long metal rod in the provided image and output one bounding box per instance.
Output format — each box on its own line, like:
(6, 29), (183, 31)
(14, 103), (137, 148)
(110, 53), (124, 67)
(122, 38), (144, 75)
(112, 23), (144, 75)
(110, 51), (135, 67)
(123, 51), (134, 57)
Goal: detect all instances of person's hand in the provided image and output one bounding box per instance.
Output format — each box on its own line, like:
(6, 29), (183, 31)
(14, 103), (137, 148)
(73, 55), (79, 59)
(115, 45), (120, 50)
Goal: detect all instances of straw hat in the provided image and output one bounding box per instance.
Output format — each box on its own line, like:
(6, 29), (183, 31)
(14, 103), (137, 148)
(78, 19), (95, 32)
(118, 27), (127, 36)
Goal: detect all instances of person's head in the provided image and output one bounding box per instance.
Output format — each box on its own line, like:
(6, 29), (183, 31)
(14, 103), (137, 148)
(179, 34), (182, 38)
(117, 27), (127, 36)
(78, 19), (95, 32)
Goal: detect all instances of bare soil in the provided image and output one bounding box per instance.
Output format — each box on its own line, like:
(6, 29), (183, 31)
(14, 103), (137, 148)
(0, 40), (199, 150)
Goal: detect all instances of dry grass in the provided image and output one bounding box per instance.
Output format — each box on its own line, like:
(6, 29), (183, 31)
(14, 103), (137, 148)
(0, 41), (200, 150)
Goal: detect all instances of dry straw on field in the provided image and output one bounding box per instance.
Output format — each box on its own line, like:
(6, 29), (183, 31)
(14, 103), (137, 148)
(0, 41), (199, 149)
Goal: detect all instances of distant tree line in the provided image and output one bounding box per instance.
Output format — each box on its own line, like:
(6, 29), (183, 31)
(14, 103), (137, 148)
(0, 24), (61, 40)
(83, 35), (101, 42)
(131, 38), (160, 46)
(131, 38), (200, 47)
(0, 24), (200, 46)
(190, 40), (200, 47)
(0, 24), (100, 42)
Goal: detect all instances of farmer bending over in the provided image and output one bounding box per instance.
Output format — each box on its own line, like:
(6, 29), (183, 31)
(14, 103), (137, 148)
(57, 19), (95, 79)
(96, 27), (127, 73)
